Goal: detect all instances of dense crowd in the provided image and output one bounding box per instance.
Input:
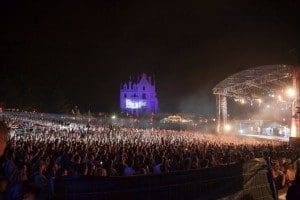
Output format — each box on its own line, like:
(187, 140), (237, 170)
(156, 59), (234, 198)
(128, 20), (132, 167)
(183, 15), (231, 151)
(0, 112), (299, 199)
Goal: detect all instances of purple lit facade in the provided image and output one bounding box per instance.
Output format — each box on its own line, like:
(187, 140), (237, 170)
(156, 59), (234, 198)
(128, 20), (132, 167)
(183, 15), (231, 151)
(120, 73), (158, 115)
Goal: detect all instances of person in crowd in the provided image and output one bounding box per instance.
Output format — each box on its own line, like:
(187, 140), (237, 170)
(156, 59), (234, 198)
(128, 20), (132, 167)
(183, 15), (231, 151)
(272, 161), (286, 190)
(0, 121), (24, 200)
(285, 162), (296, 187)
(1, 112), (299, 198)
(0, 121), (8, 157)
(153, 157), (162, 174)
(286, 159), (300, 200)
(123, 159), (135, 176)
(0, 121), (9, 199)
(34, 161), (48, 200)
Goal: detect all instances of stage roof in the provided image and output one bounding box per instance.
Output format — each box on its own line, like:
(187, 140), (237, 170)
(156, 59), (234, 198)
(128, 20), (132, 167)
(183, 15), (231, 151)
(212, 65), (294, 99)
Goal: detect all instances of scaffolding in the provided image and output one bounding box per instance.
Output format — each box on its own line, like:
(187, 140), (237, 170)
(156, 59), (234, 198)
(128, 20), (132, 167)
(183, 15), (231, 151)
(212, 65), (294, 133)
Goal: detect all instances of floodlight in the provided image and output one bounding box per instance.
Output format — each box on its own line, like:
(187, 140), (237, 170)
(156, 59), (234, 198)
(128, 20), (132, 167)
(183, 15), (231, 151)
(224, 124), (232, 132)
(286, 87), (296, 98)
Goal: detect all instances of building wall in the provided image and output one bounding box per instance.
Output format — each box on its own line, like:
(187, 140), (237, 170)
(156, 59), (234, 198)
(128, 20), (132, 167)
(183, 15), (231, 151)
(120, 73), (158, 115)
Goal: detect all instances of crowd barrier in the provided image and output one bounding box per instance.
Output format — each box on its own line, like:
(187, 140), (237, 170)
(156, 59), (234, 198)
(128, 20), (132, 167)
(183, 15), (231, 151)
(54, 158), (275, 200)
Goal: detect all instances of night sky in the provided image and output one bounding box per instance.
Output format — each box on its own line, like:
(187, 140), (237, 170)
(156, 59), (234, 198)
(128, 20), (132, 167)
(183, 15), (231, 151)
(1, 0), (300, 114)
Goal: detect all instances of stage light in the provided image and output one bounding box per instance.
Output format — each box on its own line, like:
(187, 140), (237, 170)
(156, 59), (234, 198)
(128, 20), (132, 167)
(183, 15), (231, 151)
(240, 98), (245, 104)
(239, 129), (244, 134)
(224, 124), (232, 132)
(266, 105), (271, 109)
(111, 115), (116, 120)
(256, 98), (262, 104)
(286, 87), (296, 98)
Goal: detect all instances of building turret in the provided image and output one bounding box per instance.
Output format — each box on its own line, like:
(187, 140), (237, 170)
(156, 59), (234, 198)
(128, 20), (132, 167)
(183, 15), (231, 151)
(120, 73), (158, 115)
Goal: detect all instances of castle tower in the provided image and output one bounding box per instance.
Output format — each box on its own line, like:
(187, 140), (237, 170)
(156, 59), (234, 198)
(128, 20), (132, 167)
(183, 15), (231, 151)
(120, 73), (158, 115)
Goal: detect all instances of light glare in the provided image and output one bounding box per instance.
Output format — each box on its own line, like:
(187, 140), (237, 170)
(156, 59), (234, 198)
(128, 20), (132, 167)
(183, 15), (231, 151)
(256, 98), (262, 104)
(224, 124), (232, 132)
(286, 87), (296, 98)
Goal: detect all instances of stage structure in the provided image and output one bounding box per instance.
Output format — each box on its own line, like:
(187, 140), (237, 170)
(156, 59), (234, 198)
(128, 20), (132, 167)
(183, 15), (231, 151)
(213, 65), (300, 138)
(120, 73), (158, 116)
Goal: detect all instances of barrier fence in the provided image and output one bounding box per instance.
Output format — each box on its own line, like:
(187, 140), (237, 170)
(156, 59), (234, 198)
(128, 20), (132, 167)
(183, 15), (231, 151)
(54, 158), (275, 200)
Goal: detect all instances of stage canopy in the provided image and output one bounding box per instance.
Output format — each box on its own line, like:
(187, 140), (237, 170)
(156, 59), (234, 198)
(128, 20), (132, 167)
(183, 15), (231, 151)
(212, 64), (295, 133)
(213, 65), (293, 99)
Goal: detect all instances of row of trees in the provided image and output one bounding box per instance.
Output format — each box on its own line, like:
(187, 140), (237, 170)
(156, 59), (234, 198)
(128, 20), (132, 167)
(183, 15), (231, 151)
(0, 67), (72, 113)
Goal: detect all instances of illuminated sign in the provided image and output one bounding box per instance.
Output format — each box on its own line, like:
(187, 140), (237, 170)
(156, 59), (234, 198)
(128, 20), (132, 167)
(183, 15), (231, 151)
(125, 99), (146, 109)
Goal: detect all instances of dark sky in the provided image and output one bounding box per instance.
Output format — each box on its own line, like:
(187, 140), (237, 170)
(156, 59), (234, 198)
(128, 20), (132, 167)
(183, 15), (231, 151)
(1, 0), (300, 114)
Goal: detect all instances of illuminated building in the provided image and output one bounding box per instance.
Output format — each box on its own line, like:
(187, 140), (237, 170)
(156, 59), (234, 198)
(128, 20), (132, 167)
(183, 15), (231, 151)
(120, 73), (158, 115)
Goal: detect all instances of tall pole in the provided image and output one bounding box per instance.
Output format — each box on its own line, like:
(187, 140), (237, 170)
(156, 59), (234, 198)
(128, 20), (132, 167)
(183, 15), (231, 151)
(216, 94), (221, 133)
(291, 67), (300, 137)
(216, 94), (227, 133)
(221, 95), (228, 128)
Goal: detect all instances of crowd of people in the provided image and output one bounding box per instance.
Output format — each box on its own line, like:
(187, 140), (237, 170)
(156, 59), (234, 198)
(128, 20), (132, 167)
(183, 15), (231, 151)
(0, 112), (299, 199)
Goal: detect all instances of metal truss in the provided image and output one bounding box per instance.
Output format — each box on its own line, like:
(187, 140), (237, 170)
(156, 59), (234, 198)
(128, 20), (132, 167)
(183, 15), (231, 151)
(213, 65), (293, 99)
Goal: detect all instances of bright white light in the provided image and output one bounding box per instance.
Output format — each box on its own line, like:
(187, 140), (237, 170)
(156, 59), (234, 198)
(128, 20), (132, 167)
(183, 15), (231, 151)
(111, 115), (116, 120)
(256, 98), (262, 104)
(224, 124), (232, 132)
(282, 118), (286, 122)
(125, 99), (146, 109)
(266, 105), (271, 109)
(278, 95), (282, 101)
(286, 87), (296, 98)
(240, 98), (245, 104)
(239, 129), (244, 134)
